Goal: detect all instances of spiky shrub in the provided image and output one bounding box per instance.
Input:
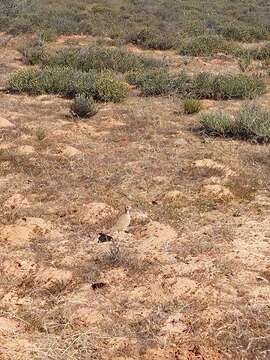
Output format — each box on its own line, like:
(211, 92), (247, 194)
(200, 112), (233, 136)
(179, 35), (235, 56)
(234, 104), (270, 142)
(71, 95), (97, 118)
(192, 73), (266, 100)
(94, 72), (128, 102)
(183, 98), (201, 114)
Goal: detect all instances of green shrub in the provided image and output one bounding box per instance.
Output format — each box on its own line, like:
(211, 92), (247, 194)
(234, 104), (270, 142)
(136, 70), (171, 96)
(127, 28), (175, 50)
(179, 35), (235, 56)
(94, 72), (128, 102)
(200, 104), (270, 142)
(7, 66), (97, 98)
(71, 95), (97, 118)
(42, 46), (163, 73)
(200, 112), (233, 136)
(183, 98), (201, 114)
(238, 53), (252, 72)
(171, 71), (191, 96)
(221, 25), (269, 42)
(192, 73), (266, 100)
(38, 29), (57, 42)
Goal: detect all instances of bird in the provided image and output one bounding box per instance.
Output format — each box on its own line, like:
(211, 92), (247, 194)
(110, 205), (131, 234)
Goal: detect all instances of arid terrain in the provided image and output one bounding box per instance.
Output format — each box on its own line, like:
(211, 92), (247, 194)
(0, 3), (270, 359)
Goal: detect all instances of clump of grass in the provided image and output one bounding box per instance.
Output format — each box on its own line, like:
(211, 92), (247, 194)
(94, 71), (128, 102)
(70, 94), (97, 118)
(234, 104), (270, 142)
(221, 25), (269, 42)
(183, 98), (201, 114)
(35, 127), (47, 141)
(200, 104), (270, 142)
(179, 35), (236, 56)
(200, 112), (233, 136)
(238, 53), (252, 72)
(192, 72), (266, 100)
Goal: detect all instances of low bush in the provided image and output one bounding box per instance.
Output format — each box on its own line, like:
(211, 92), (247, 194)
(183, 98), (201, 114)
(200, 104), (270, 142)
(221, 25), (269, 42)
(41, 46), (163, 73)
(133, 70), (171, 96)
(127, 28), (175, 50)
(71, 94), (97, 118)
(179, 35), (236, 56)
(192, 73), (266, 100)
(7, 67), (128, 102)
(94, 71), (128, 102)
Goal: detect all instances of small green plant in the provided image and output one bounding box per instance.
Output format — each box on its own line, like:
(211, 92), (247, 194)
(35, 127), (47, 141)
(94, 72), (128, 102)
(238, 53), (252, 72)
(70, 95), (97, 118)
(38, 29), (57, 43)
(183, 98), (201, 114)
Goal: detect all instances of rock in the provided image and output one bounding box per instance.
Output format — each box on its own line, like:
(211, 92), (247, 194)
(0, 117), (15, 128)
(202, 184), (234, 200)
(81, 202), (115, 225)
(62, 145), (81, 157)
(0, 317), (23, 335)
(0, 217), (51, 247)
(4, 193), (29, 209)
(17, 145), (35, 155)
(174, 138), (188, 146)
(171, 277), (197, 297)
(36, 267), (72, 290)
(194, 158), (235, 177)
(164, 190), (182, 201)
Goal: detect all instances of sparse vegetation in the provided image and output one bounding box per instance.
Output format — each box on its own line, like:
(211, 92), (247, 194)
(1, 2), (270, 360)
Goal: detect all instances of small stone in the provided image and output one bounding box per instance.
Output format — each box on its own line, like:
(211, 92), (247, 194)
(17, 145), (35, 155)
(174, 138), (188, 146)
(62, 145), (81, 157)
(0, 117), (15, 128)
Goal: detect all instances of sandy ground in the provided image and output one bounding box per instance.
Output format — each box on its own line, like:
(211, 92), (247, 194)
(0, 33), (269, 359)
